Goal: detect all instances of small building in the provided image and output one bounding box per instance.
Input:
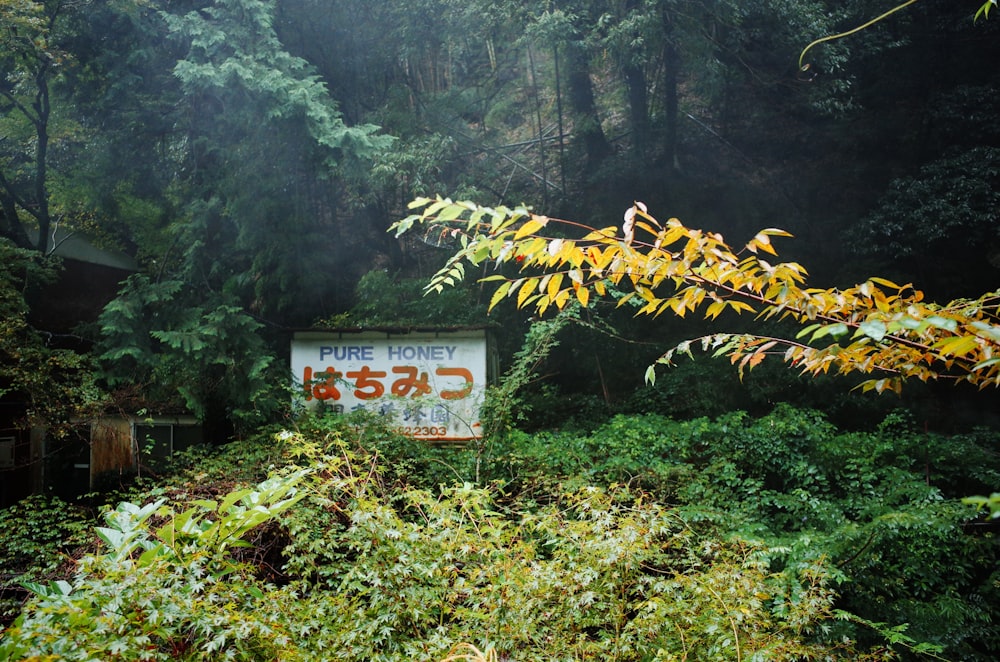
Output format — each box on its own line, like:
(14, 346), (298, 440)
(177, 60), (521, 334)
(1, 413), (205, 507)
(0, 230), (209, 507)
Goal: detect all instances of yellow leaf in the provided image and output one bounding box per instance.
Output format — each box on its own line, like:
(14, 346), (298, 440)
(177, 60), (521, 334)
(538, 274), (553, 298)
(933, 335), (979, 357)
(582, 226), (619, 241)
(640, 300), (660, 315)
(522, 237), (547, 260)
(555, 289), (572, 309)
(576, 286), (590, 307)
(547, 273), (564, 301)
(595, 246), (618, 272)
(514, 217), (547, 240)
(759, 227), (794, 238)
(517, 279), (537, 308)
(728, 300), (756, 314)
(751, 233), (777, 256)
(585, 245), (602, 266)
(670, 298), (688, 318)
(488, 280), (512, 311)
(659, 225), (686, 248)
(705, 301), (726, 320)
(566, 245), (586, 267)
(869, 276), (902, 290)
(636, 220), (660, 237)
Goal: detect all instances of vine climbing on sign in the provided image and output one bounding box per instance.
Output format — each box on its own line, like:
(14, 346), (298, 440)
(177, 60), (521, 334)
(391, 197), (1000, 395)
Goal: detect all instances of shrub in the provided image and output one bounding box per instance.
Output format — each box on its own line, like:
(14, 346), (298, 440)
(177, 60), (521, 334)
(0, 471), (307, 661)
(0, 495), (92, 625)
(278, 439), (869, 661)
(485, 405), (1000, 659)
(8, 410), (994, 660)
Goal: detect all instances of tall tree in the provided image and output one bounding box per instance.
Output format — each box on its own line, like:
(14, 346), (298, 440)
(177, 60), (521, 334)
(159, 0), (392, 319)
(553, 5), (613, 171)
(96, 0), (395, 432)
(0, 0), (95, 253)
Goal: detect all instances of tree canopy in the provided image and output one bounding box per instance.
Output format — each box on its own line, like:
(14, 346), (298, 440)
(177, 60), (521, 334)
(0, 0), (998, 431)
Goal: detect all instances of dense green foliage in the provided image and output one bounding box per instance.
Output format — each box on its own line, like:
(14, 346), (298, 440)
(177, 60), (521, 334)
(856, 147), (1000, 296)
(1, 2), (999, 659)
(96, 274), (285, 433)
(2, 0), (999, 427)
(0, 240), (105, 427)
(321, 270), (489, 328)
(0, 495), (92, 623)
(498, 407), (1000, 655)
(2, 408), (996, 659)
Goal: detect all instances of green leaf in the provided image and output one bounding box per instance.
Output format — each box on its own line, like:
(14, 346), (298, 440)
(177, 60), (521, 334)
(20, 581), (50, 598)
(925, 315), (959, 333)
(971, 321), (1000, 342)
(437, 203), (468, 221)
(812, 323), (849, 340)
(95, 526), (123, 550)
(975, 0), (996, 21)
(796, 323), (822, 340)
(857, 320), (887, 342)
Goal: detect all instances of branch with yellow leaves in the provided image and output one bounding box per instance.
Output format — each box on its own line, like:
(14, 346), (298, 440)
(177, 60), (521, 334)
(391, 197), (1000, 393)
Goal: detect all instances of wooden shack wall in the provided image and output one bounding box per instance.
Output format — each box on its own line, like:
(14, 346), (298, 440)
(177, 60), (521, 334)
(90, 418), (135, 486)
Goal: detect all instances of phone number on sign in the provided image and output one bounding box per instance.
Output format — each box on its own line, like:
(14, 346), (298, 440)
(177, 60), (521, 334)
(402, 425), (449, 437)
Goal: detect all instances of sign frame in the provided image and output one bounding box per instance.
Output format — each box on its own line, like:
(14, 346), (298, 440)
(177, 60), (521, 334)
(291, 328), (496, 442)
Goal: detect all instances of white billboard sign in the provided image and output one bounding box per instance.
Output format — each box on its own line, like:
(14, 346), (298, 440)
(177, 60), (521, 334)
(291, 330), (489, 442)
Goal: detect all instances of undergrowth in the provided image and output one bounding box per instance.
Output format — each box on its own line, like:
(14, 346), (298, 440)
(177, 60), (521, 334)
(1, 406), (997, 660)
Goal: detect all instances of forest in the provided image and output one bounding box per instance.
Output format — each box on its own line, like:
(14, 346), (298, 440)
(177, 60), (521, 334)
(1, 0), (1000, 659)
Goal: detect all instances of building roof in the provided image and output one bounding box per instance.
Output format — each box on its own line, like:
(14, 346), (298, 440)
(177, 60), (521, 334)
(28, 227), (139, 271)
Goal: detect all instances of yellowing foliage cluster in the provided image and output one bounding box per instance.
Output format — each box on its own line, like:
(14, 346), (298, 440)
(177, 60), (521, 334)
(392, 197), (1000, 393)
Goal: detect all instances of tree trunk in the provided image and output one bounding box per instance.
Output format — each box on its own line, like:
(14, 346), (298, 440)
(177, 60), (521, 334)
(0, 191), (33, 250)
(622, 61), (649, 162)
(0, 67), (53, 253)
(564, 38), (611, 169)
(553, 44), (567, 194)
(660, 7), (680, 172)
(622, 0), (649, 162)
(33, 71), (51, 254)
